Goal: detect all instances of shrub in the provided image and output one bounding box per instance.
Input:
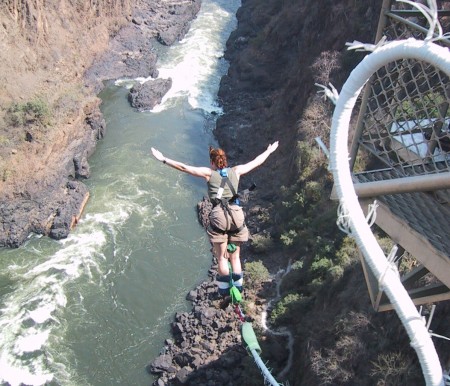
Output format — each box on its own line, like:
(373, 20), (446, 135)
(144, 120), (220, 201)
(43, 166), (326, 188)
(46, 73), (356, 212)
(7, 98), (51, 128)
(370, 351), (417, 385)
(311, 50), (341, 84)
(270, 293), (300, 324)
(270, 293), (311, 326)
(310, 347), (352, 385)
(311, 256), (333, 277)
(335, 236), (359, 267)
(305, 181), (322, 202)
(280, 229), (297, 246)
(250, 232), (274, 253)
(291, 260), (303, 270)
(245, 260), (270, 289)
(1, 168), (13, 182)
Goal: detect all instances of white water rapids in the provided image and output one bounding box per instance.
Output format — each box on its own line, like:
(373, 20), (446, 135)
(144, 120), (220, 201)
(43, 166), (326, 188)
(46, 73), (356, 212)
(0, 1), (240, 385)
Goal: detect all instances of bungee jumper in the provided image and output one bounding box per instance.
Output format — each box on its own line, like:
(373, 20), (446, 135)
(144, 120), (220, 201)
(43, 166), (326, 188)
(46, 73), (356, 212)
(150, 141), (279, 295)
(151, 142), (282, 386)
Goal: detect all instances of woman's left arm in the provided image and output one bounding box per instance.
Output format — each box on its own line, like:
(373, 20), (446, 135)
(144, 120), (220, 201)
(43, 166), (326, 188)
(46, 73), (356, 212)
(233, 141), (279, 177)
(151, 147), (211, 179)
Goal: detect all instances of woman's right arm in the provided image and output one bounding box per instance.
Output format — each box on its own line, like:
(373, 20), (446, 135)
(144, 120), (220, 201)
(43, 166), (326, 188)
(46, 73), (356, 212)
(151, 147), (211, 179)
(233, 141), (279, 177)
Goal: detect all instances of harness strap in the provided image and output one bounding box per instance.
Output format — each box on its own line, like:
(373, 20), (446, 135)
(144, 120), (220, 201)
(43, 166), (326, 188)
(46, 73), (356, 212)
(208, 221), (246, 235)
(215, 169), (239, 204)
(210, 169), (245, 236)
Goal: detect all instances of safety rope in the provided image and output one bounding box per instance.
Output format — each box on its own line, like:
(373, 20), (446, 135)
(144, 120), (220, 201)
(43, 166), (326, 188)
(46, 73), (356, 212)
(226, 258), (282, 386)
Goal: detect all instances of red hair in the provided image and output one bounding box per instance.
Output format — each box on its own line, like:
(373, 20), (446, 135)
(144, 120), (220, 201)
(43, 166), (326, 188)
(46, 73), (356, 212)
(209, 146), (228, 169)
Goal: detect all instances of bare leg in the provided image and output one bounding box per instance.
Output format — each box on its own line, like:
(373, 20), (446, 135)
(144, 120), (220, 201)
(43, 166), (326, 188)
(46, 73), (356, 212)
(213, 242), (229, 276)
(229, 242), (242, 275)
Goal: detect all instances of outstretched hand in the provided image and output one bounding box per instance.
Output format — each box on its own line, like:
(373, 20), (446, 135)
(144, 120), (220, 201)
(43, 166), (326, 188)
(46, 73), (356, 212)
(151, 147), (165, 162)
(267, 141), (279, 154)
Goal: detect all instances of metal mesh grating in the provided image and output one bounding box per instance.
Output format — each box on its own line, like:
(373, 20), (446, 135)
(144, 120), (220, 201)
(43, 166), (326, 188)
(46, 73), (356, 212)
(352, 5), (450, 177)
(359, 58), (450, 176)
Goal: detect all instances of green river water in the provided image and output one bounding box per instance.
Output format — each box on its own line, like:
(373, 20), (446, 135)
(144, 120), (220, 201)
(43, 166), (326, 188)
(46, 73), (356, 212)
(0, 1), (240, 384)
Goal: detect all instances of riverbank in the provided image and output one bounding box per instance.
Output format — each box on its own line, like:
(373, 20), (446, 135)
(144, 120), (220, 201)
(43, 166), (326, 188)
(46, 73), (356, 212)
(0, 0), (200, 247)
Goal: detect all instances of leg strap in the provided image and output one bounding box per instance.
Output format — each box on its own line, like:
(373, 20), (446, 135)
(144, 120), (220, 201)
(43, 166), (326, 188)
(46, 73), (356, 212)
(216, 274), (230, 295)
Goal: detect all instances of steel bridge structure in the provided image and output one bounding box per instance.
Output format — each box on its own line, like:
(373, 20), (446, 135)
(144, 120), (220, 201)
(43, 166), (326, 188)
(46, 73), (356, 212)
(336, 0), (450, 312)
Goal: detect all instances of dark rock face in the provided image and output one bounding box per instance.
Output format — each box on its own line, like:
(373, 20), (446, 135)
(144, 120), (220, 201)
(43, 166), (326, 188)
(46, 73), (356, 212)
(0, 101), (101, 248)
(128, 78), (172, 111)
(85, 0), (202, 92)
(148, 279), (250, 385)
(0, 179), (89, 247)
(48, 181), (89, 240)
(197, 197), (212, 229)
(155, 0), (202, 45)
(84, 27), (159, 94)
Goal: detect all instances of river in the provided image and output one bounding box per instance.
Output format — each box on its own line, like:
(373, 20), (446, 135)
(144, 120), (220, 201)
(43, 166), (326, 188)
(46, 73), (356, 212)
(0, 1), (240, 384)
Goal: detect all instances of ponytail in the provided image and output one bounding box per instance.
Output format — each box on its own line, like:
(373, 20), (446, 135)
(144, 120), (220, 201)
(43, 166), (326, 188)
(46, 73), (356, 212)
(209, 146), (228, 169)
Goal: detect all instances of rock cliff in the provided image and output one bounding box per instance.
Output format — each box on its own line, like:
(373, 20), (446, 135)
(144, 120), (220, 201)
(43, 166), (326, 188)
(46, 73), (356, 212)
(0, 0), (200, 246)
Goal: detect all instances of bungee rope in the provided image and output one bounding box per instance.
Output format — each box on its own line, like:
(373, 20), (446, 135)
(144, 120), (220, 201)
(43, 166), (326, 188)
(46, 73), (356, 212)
(226, 257), (282, 386)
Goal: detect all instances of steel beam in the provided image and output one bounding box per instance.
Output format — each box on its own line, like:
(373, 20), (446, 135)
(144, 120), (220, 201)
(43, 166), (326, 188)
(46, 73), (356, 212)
(354, 172), (450, 197)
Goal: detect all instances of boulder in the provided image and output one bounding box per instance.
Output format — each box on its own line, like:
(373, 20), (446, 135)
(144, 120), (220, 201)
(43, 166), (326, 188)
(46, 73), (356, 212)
(197, 197), (212, 229)
(128, 78), (172, 111)
(149, 353), (173, 374)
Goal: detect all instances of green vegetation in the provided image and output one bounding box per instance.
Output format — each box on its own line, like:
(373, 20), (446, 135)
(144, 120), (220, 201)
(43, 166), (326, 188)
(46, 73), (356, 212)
(1, 169), (12, 182)
(245, 260), (270, 289)
(6, 98), (51, 128)
(396, 91), (447, 120)
(270, 293), (302, 325)
(251, 231), (275, 253)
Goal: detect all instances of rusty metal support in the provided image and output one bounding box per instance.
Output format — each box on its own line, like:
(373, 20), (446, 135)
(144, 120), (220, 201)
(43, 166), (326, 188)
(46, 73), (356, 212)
(354, 172), (450, 197)
(349, 0), (392, 170)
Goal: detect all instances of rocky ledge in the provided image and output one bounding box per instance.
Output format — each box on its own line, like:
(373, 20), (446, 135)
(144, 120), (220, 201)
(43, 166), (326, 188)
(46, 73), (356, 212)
(149, 276), (251, 386)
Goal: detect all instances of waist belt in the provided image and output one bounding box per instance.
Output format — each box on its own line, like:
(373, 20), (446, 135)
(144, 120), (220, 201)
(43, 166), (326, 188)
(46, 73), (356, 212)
(209, 222), (246, 235)
(211, 197), (239, 207)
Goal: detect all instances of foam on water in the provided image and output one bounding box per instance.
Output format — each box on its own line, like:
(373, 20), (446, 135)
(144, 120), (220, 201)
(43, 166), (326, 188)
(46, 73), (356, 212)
(0, 229), (107, 385)
(0, 189), (153, 385)
(116, 1), (237, 114)
(0, 1), (240, 384)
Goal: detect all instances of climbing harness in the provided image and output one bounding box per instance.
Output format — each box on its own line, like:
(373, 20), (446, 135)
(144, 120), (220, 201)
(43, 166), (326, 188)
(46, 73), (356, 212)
(208, 168), (251, 237)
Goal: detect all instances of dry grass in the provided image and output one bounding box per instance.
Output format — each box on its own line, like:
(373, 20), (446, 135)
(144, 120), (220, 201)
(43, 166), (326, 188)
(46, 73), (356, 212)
(311, 50), (342, 84)
(0, 0), (133, 191)
(370, 351), (417, 385)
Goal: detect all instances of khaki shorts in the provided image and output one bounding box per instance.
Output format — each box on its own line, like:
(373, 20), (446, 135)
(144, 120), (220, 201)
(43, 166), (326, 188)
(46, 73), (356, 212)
(207, 204), (249, 244)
